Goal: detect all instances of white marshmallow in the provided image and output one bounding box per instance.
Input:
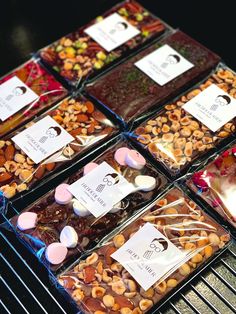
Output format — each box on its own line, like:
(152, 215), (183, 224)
(72, 198), (91, 217)
(134, 175), (156, 192)
(60, 226), (78, 248)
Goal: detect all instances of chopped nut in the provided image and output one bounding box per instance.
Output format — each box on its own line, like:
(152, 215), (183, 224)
(63, 146), (75, 157)
(71, 288), (85, 302)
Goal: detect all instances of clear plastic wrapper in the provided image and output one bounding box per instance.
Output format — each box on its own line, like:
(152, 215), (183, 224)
(57, 187), (230, 314)
(0, 94), (117, 200)
(0, 58), (68, 138)
(132, 64), (236, 177)
(187, 140), (236, 229)
(8, 139), (168, 271)
(40, 0), (168, 86)
(85, 30), (220, 125)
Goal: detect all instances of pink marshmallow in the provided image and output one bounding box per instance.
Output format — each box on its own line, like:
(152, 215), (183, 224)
(125, 150), (146, 170)
(17, 212), (38, 231)
(114, 147), (130, 166)
(55, 183), (73, 205)
(45, 242), (68, 265)
(83, 162), (99, 176)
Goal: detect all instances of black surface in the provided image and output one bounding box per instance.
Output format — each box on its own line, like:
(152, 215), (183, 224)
(1, 1), (236, 313)
(0, 0), (235, 77)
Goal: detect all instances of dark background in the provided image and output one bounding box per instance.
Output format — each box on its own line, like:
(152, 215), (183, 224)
(0, 0), (235, 77)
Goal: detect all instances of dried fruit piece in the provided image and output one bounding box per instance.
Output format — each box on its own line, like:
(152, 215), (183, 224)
(83, 266), (96, 284)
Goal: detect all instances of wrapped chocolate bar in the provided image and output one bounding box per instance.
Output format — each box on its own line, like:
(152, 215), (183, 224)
(133, 64), (236, 177)
(86, 30), (220, 124)
(58, 187), (230, 314)
(40, 0), (168, 86)
(0, 58), (67, 138)
(0, 94), (116, 200)
(187, 142), (236, 229)
(8, 140), (168, 271)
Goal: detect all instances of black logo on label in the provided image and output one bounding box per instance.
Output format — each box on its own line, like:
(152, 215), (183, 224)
(39, 126), (62, 144)
(210, 95), (231, 111)
(143, 238), (169, 260)
(161, 54), (181, 69)
(109, 21), (129, 35)
(96, 173), (120, 193)
(5, 86), (27, 101)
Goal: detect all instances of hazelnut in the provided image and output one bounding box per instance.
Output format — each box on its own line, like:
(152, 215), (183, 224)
(4, 161), (18, 173)
(180, 117), (191, 126)
(102, 270), (112, 283)
(162, 133), (174, 143)
(124, 279), (136, 292)
(180, 127), (192, 137)
(167, 279), (178, 288)
(204, 245), (213, 258)
(191, 253), (203, 263)
(102, 295), (114, 307)
(0, 140), (6, 149)
(120, 308), (133, 314)
(144, 125), (153, 133)
(171, 121), (180, 132)
(92, 286), (106, 298)
(139, 299), (153, 311)
(155, 280), (166, 294)
(113, 234), (125, 248)
(111, 262), (123, 273)
(185, 243), (196, 251)
(184, 142), (193, 157)
(19, 169), (33, 183)
(140, 287), (154, 298)
(110, 280), (126, 295)
(133, 307), (142, 314)
(179, 263), (191, 276)
(164, 207), (178, 218)
(138, 134), (151, 145)
(208, 233), (220, 246)
(14, 153), (26, 164)
(162, 124), (170, 133)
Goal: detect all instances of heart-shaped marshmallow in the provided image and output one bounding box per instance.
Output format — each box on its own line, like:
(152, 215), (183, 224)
(45, 242), (68, 265)
(17, 212), (38, 231)
(125, 150), (146, 170)
(55, 183), (73, 205)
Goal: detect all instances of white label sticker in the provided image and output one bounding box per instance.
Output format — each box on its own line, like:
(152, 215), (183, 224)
(0, 76), (38, 121)
(85, 13), (140, 52)
(68, 161), (134, 218)
(135, 44), (194, 86)
(12, 116), (74, 164)
(183, 84), (236, 132)
(111, 223), (185, 291)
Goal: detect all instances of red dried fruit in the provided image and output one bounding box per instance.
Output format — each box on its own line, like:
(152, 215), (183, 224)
(105, 246), (116, 265)
(115, 296), (134, 310)
(35, 165), (46, 179)
(83, 298), (105, 312)
(85, 101), (94, 114)
(0, 155), (6, 166)
(45, 163), (56, 171)
(0, 172), (12, 184)
(5, 144), (15, 161)
(77, 114), (89, 122)
(60, 276), (76, 289)
(83, 266), (96, 284)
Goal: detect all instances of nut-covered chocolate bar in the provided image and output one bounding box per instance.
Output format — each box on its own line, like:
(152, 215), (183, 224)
(58, 188), (230, 313)
(134, 65), (236, 176)
(0, 59), (67, 137)
(40, 0), (166, 85)
(0, 95), (116, 199)
(86, 31), (220, 123)
(10, 141), (167, 270)
(187, 143), (236, 228)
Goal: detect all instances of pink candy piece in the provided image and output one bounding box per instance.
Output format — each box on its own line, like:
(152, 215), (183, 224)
(125, 150), (146, 170)
(17, 212), (38, 231)
(114, 147), (130, 166)
(45, 242), (68, 265)
(83, 162), (99, 176)
(55, 183), (73, 205)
